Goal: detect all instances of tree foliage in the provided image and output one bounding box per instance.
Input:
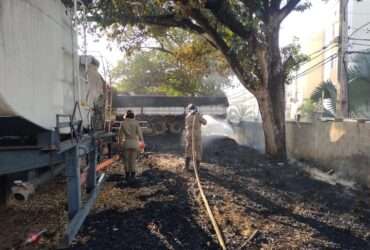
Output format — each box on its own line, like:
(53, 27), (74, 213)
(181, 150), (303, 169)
(110, 28), (230, 96)
(310, 80), (337, 115)
(87, 0), (308, 89)
(112, 49), (228, 96)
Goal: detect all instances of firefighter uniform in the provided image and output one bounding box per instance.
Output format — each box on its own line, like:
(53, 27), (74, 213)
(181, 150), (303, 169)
(118, 117), (144, 178)
(184, 110), (207, 169)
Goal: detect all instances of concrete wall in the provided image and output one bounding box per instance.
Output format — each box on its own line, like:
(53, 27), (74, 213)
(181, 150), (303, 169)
(231, 122), (265, 153)
(286, 120), (370, 185)
(233, 120), (370, 185)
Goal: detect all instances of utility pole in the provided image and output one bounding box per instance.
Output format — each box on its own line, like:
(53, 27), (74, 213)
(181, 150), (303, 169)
(337, 0), (349, 118)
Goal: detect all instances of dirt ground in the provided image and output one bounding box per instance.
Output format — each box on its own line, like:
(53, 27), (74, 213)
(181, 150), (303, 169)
(0, 177), (68, 250)
(1, 134), (370, 249)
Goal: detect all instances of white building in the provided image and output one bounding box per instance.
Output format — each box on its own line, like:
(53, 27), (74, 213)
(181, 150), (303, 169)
(286, 0), (370, 119)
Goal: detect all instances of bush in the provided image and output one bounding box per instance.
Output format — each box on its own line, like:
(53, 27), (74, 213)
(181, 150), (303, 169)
(298, 99), (317, 119)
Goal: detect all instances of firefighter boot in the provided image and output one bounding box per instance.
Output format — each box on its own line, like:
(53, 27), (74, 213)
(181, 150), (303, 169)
(125, 171), (131, 183)
(130, 172), (138, 186)
(196, 160), (201, 169)
(131, 172), (136, 179)
(185, 157), (191, 171)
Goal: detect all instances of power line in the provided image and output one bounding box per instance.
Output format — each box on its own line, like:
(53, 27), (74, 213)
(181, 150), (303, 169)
(299, 43), (338, 67)
(349, 37), (370, 42)
(304, 40), (338, 58)
(346, 51), (370, 55)
(351, 42), (370, 47)
(349, 21), (370, 37)
(295, 54), (338, 79)
(289, 43), (338, 70)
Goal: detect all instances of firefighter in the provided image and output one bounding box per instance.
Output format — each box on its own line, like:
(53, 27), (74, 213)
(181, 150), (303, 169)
(184, 104), (207, 171)
(118, 110), (144, 182)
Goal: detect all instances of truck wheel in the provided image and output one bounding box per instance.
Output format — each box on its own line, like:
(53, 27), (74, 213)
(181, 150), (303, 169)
(153, 122), (167, 135)
(169, 122), (183, 134)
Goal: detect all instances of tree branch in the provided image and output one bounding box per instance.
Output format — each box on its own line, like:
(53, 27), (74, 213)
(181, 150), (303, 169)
(90, 12), (206, 34)
(277, 0), (301, 23)
(190, 9), (257, 92)
(206, 0), (253, 39)
(131, 14), (204, 33)
(271, 0), (282, 10)
(281, 55), (294, 82)
(93, 10), (222, 49)
(140, 46), (174, 55)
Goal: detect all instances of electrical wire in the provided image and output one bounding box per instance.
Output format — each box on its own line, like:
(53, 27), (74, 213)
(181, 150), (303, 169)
(296, 55), (337, 79)
(351, 43), (370, 48)
(295, 54), (338, 79)
(304, 40), (338, 58)
(298, 43), (338, 67)
(349, 21), (370, 37)
(346, 51), (370, 55)
(349, 37), (370, 42)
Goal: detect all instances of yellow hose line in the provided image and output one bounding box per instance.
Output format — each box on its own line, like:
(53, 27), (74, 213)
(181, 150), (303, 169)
(191, 114), (227, 250)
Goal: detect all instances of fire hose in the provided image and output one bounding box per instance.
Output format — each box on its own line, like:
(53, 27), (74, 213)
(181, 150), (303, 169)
(191, 113), (227, 250)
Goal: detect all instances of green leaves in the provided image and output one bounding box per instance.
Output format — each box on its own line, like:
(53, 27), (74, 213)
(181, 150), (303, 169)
(112, 47), (228, 96)
(348, 52), (370, 85)
(281, 40), (309, 83)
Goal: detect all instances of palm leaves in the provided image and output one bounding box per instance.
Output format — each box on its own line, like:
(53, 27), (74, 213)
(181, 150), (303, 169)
(348, 52), (370, 85)
(310, 80), (337, 115)
(347, 52), (370, 118)
(307, 51), (370, 118)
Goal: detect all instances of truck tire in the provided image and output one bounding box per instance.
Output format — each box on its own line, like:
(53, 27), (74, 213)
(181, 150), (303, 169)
(227, 106), (241, 124)
(168, 121), (183, 134)
(152, 122), (167, 135)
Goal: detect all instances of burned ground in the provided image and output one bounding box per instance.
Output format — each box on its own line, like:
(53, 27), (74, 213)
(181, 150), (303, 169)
(0, 134), (369, 249)
(71, 134), (370, 250)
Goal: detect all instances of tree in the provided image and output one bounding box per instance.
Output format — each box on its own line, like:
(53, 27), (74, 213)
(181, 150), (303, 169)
(87, 0), (311, 159)
(111, 30), (230, 96)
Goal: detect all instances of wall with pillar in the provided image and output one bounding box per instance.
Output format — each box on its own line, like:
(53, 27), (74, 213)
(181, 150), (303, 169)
(233, 120), (370, 185)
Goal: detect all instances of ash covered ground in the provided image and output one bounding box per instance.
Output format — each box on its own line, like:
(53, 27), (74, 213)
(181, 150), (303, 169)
(1, 134), (370, 250)
(70, 134), (370, 250)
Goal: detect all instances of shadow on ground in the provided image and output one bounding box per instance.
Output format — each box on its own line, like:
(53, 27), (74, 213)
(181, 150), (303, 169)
(200, 136), (370, 249)
(69, 168), (219, 250)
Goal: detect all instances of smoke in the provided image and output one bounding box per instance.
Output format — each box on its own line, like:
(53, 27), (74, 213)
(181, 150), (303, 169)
(201, 115), (235, 140)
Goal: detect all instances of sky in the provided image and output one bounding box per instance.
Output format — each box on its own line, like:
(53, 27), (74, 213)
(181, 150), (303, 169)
(79, 1), (333, 83)
(280, 1), (332, 46)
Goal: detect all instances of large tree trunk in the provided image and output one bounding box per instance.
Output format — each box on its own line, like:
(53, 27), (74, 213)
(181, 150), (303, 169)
(255, 25), (286, 160)
(256, 86), (286, 160)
